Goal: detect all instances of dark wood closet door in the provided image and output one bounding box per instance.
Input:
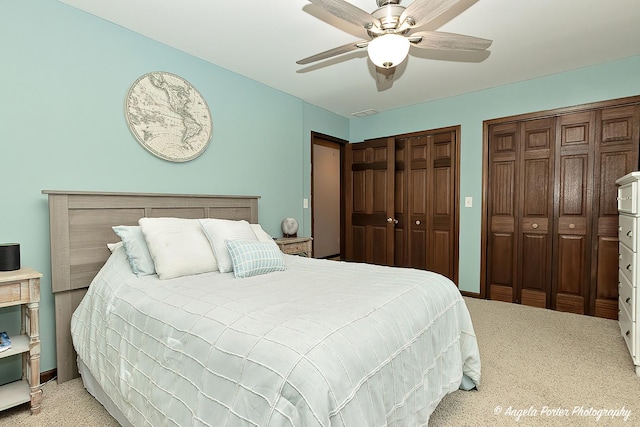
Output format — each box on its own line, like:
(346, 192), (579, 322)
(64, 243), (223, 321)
(394, 131), (458, 279)
(483, 96), (640, 319)
(345, 138), (395, 265)
(552, 112), (595, 314)
(345, 128), (459, 283)
(486, 123), (519, 302)
(519, 118), (555, 308)
(591, 105), (640, 318)
(427, 131), (457, 279)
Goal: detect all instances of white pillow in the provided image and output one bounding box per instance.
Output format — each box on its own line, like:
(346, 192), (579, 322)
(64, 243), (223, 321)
(138, 217), (217, 280)
(199, 219), (258, 273)
(251, 224), (274, 242)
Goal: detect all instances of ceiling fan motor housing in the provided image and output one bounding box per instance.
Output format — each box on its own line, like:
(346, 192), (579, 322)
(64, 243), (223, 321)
(376, 0), (401, 6)
(370, 3), (411, 34)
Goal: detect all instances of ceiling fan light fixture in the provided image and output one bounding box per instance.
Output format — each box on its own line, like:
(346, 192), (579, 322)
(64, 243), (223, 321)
(367, 34), (410, 69)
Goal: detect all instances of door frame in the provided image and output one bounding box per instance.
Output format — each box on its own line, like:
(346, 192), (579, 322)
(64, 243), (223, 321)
(311, 132), (347, 259)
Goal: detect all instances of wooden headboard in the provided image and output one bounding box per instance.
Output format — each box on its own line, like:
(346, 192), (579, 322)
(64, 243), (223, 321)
(42, 190), (260, 383)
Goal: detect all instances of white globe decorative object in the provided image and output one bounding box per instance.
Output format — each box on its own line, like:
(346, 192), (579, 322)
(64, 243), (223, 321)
(281, 218), (299, 237)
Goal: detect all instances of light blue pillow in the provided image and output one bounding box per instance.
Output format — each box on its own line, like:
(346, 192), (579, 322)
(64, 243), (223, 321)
(112, 225), (156, 276)
(225, 240), (286, 278)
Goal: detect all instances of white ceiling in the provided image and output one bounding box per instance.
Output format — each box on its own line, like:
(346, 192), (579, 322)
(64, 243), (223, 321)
(58, 0), (640, 118)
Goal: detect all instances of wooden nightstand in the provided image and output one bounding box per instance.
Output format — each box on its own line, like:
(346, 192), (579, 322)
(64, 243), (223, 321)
(275, 237), (313, 257)
(0, 268), (42, 415)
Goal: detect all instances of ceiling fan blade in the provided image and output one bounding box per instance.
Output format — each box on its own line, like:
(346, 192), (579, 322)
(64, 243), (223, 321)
(296, 40), (369, 65)
(400, 0), (462, 29)
(308, 0), (380, 29)
(409, 31), (492, 51)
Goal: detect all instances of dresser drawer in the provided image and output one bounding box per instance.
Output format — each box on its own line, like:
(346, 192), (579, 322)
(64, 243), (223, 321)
(619, 300), (636, 358)
(619, 271), (636, 321)
(619, 243), (637, 284)
(619, 215), (637, 252)
(618, 182), (639, 214)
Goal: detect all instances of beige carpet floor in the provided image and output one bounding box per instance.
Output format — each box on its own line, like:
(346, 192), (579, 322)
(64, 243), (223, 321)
(1, 297), (638, 426)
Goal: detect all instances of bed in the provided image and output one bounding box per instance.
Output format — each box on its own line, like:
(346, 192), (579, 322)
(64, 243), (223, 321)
(44, 190), (481, 426)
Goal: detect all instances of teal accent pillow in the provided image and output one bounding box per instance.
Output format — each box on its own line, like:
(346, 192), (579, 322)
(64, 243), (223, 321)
(112, 225), (156, 276)
(225, 240), (286, 278)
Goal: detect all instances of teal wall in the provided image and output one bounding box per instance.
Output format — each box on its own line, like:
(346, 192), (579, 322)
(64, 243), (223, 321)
(0, 0), (348, 381)
(1, 0), (639, 382)
(350, 55), (640, 293)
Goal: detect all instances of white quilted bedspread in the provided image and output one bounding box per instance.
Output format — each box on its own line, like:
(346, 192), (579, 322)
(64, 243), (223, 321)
(71, 247), (480, 427)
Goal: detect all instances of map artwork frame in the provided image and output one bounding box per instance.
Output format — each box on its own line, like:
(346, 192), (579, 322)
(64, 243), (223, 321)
(125, 71), (213, 162)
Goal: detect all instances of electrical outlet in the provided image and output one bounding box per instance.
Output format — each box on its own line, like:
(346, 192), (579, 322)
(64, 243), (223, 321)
(465, 197), (473, 208)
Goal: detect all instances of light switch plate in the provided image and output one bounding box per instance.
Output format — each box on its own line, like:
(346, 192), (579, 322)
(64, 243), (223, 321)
(465, 197), (473, 208)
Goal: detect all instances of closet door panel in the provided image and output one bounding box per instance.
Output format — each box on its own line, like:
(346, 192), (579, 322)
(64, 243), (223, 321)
(487, 123), (518, 302)
(592, 105), (640, 318)
(518, 118), (554, 307)
(394, 141), (407, 266)
(346, 139), (395, 265)
(429, 133), (455, 278)
(553, 112), (594, 315)
(404, 136), (428, 269)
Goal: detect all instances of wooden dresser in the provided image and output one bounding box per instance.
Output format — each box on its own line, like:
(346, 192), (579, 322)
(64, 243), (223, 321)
(616, 171), (640, 376)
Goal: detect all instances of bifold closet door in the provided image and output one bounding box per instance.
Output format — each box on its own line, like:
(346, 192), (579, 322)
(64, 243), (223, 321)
(591, 105), (640, 318)
(396, 132), (457, 279)
(552, 111), (595, 315)
(486, 118), (555, 306)
(345, 130), (459, 282)
(518, 118), (556, 308)
(344, 138), (395, 265)
(486, 101), (640, 318)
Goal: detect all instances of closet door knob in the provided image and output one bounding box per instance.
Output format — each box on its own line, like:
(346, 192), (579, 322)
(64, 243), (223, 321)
(531, 223), (539, 229)
(627, 231), (633, 237)
(569, 223), (575, 229)
(619, 226), (623, 232)
(387, 217), (394, 223)
(415, 220), (421, 225)
(626, 264), (632, 271)
(626, 297), (631, 304)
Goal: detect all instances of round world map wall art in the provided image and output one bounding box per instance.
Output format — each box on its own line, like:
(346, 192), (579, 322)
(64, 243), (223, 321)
(125, 72), (213, 162)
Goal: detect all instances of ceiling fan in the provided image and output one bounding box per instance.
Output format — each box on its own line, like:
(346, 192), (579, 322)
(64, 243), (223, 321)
(297, 0), (492, 70)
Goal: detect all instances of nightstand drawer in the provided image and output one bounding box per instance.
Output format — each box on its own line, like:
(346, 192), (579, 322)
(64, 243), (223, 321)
(0, 282), (22, 304)
(284, 242), (310, 254)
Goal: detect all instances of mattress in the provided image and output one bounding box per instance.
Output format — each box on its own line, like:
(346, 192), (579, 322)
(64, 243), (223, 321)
(71, 246), (480, 426)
